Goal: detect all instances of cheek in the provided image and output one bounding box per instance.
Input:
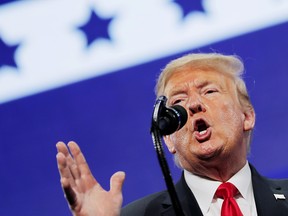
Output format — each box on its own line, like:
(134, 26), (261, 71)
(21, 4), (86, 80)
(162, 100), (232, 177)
(218, 103), (244, 134)
(169, 128), (190, 151)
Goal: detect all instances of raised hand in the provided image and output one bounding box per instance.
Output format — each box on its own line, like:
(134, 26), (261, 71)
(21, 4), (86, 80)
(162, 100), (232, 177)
(56, 141), (125, 216)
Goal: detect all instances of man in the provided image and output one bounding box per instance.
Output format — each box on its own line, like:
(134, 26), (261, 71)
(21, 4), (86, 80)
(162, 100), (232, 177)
(56, 53), (288, 216)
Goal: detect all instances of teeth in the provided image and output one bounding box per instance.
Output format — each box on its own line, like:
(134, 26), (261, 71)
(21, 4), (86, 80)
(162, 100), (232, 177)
(199, 130), (207, 135)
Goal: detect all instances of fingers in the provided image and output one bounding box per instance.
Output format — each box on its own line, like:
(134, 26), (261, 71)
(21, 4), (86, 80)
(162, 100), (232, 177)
(56, 141), (125, 215)
(57, 141), (97, 188)
(56, 150), (78, 209)
(57, 141), (77, 170)
(56, 142), (77, 187)
(68, 142), (96, 182)
(56, 150), (69, 179)
(110, 171), (125, 195)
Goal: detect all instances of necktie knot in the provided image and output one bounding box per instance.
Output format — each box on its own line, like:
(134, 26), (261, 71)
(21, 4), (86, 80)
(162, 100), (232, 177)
(216, 182), (239, 199)
(215, 182), (243, 216)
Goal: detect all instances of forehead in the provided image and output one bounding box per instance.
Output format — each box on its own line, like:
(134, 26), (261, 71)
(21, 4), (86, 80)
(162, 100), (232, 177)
(164, 67), (235, 95)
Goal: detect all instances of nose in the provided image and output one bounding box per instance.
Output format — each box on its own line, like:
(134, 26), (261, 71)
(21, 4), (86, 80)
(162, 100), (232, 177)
(190, 104), (203, 114)
(188, 98), (206, 115)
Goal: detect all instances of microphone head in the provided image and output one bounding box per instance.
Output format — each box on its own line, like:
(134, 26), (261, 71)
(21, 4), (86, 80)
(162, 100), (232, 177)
(158, 105), (188, 135)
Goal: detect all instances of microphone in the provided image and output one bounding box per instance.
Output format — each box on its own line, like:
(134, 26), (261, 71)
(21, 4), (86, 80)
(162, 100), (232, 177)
(152, 96), (188, 135)
(150, 96), (187, 216)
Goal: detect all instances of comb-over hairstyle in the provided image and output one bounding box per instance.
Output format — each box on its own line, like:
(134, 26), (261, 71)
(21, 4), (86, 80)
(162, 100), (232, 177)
(156, 53), (252, 110)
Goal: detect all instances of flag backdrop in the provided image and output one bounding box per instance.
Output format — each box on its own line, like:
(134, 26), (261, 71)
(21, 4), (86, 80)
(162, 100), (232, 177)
(0, 0), (288, 215)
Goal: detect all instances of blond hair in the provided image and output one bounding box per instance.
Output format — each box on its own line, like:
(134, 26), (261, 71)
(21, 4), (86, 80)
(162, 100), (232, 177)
(156, 53), (253, 111)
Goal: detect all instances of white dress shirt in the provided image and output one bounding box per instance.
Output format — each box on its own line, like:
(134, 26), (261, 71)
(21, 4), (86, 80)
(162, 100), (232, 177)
(184, 161), (258, 216)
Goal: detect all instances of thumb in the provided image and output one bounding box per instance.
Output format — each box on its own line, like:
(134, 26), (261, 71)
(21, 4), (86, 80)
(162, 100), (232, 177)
(110, 171), (125, 195)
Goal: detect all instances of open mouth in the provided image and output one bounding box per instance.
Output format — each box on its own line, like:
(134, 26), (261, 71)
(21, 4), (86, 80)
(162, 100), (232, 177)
(194, 118), (211, 142)
(194, 119), (209, 133)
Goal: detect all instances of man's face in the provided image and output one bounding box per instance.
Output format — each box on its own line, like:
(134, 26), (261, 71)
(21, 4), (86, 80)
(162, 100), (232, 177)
(163, 67), (255, 174)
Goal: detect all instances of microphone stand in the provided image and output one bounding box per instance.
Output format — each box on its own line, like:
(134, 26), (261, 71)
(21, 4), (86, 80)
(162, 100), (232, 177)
(150, 97), (185, 216)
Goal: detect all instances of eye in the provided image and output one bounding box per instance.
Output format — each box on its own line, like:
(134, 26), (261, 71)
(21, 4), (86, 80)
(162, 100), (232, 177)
(170, 96), (186, 105)
(205, 89), (218, 95)
(172, 99), (183, 105)
(169, 94), (187, 105)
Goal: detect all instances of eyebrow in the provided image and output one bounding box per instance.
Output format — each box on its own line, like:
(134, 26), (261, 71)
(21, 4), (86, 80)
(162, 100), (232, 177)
(194, 80), (212, 88)
(168, 80), (214, 97)
(171, 80), (213, 95)
(168, 89), (187, 97)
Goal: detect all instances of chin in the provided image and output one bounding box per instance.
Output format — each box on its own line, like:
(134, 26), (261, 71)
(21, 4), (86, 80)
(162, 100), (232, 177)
(196, 146), (223, 161)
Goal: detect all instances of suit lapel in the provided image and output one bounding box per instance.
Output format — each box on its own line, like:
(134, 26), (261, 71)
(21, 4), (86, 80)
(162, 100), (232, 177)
(250, 164), (288, 216)
(152, 165), (288, 216)
(160, 173), (203, 216)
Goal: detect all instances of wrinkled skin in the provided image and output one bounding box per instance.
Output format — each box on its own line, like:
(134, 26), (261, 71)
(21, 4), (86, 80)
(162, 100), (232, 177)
(163, 67), (255, 182)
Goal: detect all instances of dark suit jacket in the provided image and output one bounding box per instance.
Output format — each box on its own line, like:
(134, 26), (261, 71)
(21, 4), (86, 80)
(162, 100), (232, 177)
(121, 164), (288, 216)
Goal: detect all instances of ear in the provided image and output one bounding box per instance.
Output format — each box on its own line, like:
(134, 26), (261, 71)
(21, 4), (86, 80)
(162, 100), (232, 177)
(163, 135), (176, 154)
(243, 106), (255, 131)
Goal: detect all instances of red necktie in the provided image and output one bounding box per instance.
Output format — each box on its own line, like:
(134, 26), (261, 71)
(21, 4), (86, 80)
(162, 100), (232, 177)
(215, 182), (243, 216)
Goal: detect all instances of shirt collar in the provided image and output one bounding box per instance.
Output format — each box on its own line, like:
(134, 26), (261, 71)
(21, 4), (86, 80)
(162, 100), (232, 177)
(228, 161), (252, 201)
(184, 161), (252, 214)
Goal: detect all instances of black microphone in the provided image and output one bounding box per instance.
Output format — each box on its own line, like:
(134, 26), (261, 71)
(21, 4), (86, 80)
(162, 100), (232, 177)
(158, 105), (187, 135)
(152, 96), (188, 135)
(150, 95), (187, 216)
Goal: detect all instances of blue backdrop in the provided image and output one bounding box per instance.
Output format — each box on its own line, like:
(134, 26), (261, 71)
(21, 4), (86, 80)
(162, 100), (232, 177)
(0, 1), (288, 215)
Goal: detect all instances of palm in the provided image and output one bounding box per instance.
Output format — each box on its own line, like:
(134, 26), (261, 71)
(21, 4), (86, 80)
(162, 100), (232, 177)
(56, 141), (125, 216)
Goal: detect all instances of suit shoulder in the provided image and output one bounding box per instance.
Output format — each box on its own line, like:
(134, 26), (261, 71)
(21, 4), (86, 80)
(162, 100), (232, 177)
(121, 190), (168, 216)
(250, 163), (288, 189)
(266, 178), (288, 189)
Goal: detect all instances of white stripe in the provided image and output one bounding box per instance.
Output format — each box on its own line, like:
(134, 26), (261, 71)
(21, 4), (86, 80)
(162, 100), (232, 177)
(0, 0), (288, 103)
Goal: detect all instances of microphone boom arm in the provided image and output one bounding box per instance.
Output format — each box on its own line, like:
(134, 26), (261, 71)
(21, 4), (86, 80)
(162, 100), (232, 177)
(150, 96), (185, 216)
